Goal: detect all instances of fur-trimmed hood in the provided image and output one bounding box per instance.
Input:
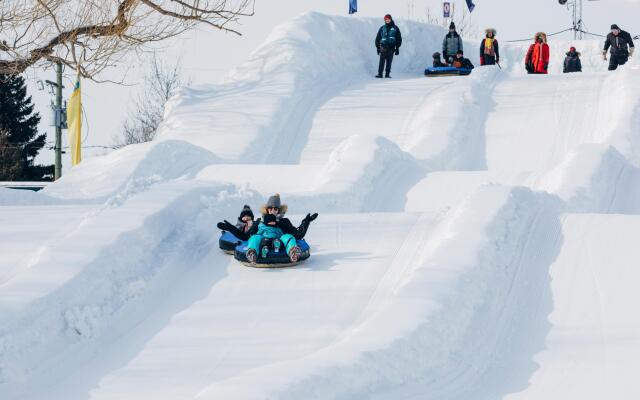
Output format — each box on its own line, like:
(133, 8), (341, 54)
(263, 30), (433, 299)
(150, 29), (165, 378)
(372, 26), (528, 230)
(260, 193), (288, 216)
(485, 28), (497, 37)
(534, 32), (547, 43)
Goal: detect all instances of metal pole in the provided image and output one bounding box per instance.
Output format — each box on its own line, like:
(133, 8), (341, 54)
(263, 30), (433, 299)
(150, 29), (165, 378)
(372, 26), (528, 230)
(54, 62), (62, 180)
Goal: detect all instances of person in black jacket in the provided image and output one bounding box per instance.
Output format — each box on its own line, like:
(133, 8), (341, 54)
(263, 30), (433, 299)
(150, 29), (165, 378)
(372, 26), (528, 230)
(563, 47), (582, 73)
(603, 24), (635, 71)
(451, 50), (474, 70)
(217, 194), (318, 241)
(432, 52), (447, 67)
(375, 14), (402, 78)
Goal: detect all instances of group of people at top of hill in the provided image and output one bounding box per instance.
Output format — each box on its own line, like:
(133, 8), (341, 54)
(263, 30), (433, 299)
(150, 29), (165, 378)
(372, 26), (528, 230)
(373, 14), (635, 77)
(217, 194), (318, 265)
(525, 24), (634, 74)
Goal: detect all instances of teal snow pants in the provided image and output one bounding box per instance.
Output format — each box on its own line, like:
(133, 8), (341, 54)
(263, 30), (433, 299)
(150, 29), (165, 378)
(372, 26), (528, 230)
(247, 233), (297, 255)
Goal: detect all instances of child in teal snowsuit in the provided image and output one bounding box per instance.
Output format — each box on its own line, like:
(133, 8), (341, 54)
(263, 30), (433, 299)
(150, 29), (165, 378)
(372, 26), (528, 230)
(247, 214), (298, 261)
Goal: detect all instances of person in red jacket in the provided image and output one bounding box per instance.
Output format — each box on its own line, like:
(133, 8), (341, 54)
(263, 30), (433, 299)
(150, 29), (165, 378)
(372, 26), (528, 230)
(525, 32), (550, 74)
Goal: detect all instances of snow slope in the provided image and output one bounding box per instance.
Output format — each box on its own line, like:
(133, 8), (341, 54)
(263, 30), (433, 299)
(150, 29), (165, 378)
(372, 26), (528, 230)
(2, 12), (640, 400)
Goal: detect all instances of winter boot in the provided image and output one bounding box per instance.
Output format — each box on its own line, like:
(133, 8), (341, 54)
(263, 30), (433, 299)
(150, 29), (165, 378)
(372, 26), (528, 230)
(246, 249), (257, 265)
(261, 245), (270, 259)
(375, 74), (383, 78)
(288, 246), (302, 263)
(385, 73), (391, 78)
(272, 238), (281, 253)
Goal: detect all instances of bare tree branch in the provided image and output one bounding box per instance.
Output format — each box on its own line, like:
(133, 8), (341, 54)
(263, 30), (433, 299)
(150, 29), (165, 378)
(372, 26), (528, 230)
(0, 0), (254, 78)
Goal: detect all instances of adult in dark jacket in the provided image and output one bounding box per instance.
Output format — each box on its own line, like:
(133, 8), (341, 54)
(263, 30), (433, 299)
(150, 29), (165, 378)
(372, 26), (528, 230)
(563, 47), (582, 73)
(375, 14), (402, 78)
(603, 24), (635, 71)
(217, 194), (318, 241)
(480, 28), (500, 66)
(442, 22), (463, 63)
(452, 50), (474, 70)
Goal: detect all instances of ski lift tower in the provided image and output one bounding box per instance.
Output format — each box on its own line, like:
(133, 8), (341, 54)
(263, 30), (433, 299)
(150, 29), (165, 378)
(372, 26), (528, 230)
(559, 0), (600, 40)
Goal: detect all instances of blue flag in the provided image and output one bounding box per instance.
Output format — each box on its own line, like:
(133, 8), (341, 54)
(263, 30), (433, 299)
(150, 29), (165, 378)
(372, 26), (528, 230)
(466, 0), (475, 12)
(349, 0), (357, 14)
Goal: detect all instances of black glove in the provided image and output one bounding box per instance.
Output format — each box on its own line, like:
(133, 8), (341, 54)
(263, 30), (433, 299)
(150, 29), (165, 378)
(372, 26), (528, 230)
(395, 48), (399, 56)
(217, 220), (234, 231)
(377, 47), (380, 55)
(308, 213), (318, 222)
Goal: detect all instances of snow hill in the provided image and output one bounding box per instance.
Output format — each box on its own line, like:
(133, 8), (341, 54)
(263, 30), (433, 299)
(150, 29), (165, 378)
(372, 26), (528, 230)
(2, 12), (640, 400)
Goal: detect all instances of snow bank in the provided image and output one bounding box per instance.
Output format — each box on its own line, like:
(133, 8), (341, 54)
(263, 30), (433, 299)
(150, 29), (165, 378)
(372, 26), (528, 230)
(289, 135), (423, 212)
(39, 140), (220, 202)
(535, 144), (640, 214)
(0, 182), (256, 395)
(196, 185), (564, 399)
(159, 13), (445, 163)
(403, 66), (500, 170)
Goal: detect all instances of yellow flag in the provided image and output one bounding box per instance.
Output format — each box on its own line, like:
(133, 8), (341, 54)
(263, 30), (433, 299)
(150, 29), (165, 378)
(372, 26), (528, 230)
(67, 74), (82, 166)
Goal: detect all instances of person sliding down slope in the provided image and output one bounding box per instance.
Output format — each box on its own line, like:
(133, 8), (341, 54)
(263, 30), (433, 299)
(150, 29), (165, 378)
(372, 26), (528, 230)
(375, 14), (402, 78)
(480, 28), (500, 66)
(525, 32), (550, 74)
(603, 24), (635, 71)
(235, 205), (255, 234)
(245, 214), (300, 265)
(563, 47), (582, 73)
(217, 194), (318, 242)
(432, 52), (447, 67)
(451, 50), (474, 70)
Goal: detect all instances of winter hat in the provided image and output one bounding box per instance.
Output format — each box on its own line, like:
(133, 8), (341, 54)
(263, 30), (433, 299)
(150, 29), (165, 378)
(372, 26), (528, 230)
(238, 204), (254, 221)
(449, 22), (456, 30)
(611, 24), (620, 30)
(456, 49), (464, 55)
(263, 214), (277, 225)
(569, 46), (576, 52)
(260, 193), (288, 216)
(384, 14), (392, 21)
(432, 51), (441, 58)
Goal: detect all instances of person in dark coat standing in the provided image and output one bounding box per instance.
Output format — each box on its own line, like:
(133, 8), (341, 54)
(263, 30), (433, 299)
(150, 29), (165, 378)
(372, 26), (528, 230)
(442, 22), (463, 64)
(375, 14), (402, 78)
(480, 28), (500, 66)
(563, 47), (582, 73)
(603, 24), (635, 71)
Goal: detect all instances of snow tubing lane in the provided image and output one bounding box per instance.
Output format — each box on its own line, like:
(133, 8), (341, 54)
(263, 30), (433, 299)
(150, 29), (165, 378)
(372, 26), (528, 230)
(234, 239), (311, 268)
(219, 231), (243, 254)
(424, 66), (472, 77)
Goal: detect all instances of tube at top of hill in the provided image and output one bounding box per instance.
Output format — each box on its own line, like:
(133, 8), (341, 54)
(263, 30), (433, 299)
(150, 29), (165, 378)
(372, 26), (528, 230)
(424, 66), (473, 77)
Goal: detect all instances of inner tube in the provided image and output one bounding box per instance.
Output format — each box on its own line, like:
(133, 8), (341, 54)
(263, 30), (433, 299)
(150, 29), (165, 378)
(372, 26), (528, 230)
(219, 231), (242, 254)
(234, 239), (311, 268)
(424, 66), (473, 77)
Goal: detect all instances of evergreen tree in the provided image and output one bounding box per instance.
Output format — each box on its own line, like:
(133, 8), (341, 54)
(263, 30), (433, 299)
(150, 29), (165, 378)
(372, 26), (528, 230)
(0, 73), (53, 181)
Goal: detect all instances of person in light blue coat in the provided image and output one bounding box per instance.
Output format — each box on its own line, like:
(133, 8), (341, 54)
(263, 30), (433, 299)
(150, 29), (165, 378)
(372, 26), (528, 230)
(246, 214), (300, 265)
